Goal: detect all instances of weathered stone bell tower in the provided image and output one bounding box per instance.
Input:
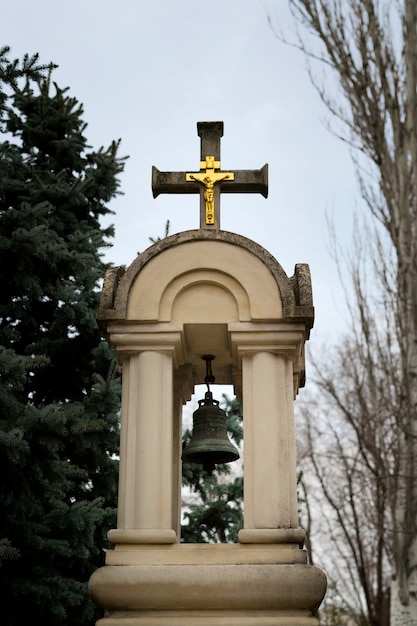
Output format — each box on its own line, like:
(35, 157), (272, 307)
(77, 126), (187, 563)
(89, 121), (327, 625)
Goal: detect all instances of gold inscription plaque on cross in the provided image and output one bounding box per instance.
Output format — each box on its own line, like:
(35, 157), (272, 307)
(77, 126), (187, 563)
(152, 122), (268, 230)
(186, 156), (234, 224)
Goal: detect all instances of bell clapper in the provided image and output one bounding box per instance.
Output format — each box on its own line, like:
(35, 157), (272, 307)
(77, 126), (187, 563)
(202, 354), (215, 387)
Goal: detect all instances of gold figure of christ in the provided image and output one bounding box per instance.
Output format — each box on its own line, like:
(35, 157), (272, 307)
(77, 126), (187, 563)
(186, 156), (234, 224)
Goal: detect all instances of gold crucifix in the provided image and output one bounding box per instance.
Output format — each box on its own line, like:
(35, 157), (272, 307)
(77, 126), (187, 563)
(185, 156), (234, 224)
(152, 121), (268, 230)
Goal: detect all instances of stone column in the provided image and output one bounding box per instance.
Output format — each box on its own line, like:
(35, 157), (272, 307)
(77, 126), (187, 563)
(241, 351), (298, 526)
(108, 346), (178, 545)
(172, 364), (193, 537)
(231, 327), (306, 545)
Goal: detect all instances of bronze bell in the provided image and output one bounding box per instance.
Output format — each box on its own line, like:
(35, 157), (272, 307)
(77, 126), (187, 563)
(182, 389), (240, 476)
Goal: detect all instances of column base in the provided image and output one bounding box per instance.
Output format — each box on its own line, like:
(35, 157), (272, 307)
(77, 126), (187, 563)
(107, 529), (178, 544)
(238, 528), (306, 545)
(89, 544), (326, 626)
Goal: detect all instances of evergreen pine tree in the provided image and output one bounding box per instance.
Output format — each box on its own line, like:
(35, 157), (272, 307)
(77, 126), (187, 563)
(0, 47), (126, 625)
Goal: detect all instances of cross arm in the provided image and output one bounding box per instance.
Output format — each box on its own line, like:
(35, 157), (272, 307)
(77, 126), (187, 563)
(152, 164), (268, 199)
(152, 166), (199, 198)
(221, 164), (268, 198)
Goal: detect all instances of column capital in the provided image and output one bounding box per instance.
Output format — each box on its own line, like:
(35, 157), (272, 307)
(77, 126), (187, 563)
(106, 324), (185, 367)
(230, 325), (306, 358)
(230, 326), (307, 395)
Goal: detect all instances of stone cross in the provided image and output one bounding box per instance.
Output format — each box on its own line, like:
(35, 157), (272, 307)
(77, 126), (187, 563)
(152, 121), (268, 230)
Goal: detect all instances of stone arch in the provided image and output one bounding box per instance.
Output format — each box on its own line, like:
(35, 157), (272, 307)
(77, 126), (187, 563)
(106, 230), (302, 322)
(161, 269), (249, 323)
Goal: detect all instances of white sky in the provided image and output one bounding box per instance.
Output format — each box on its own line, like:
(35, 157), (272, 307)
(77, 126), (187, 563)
(3, 0), (359, 351)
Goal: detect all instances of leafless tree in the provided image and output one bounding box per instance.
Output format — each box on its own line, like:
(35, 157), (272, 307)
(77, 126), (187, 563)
(271, 1), (417, 622)
(297, 218), (394, 625)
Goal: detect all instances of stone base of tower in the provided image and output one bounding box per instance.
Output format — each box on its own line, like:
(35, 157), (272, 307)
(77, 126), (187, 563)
(93, 615), (321, 626)
(89, 542), (326, 626)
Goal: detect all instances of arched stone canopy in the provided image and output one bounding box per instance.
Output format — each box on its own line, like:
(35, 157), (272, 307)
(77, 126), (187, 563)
(100, 229), (313, 323)
(98, 229), (314, 393)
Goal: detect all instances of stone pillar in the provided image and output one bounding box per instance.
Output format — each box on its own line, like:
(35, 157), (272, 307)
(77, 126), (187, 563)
(231, 327), (306, 545)
(172, 365), (193, 537)
(241, 351), (298, 529)
(106, 330), (185, 545)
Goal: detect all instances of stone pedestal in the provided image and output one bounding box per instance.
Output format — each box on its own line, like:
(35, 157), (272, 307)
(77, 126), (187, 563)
(90, 230), (326, 624)
(90, 543), (325, 625)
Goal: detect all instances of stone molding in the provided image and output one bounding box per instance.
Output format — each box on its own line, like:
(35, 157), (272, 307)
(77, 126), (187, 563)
(89, 562), (327, 613)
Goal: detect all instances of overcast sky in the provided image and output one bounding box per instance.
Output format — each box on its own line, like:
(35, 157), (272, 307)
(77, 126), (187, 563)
(3, 0), (359, 353)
